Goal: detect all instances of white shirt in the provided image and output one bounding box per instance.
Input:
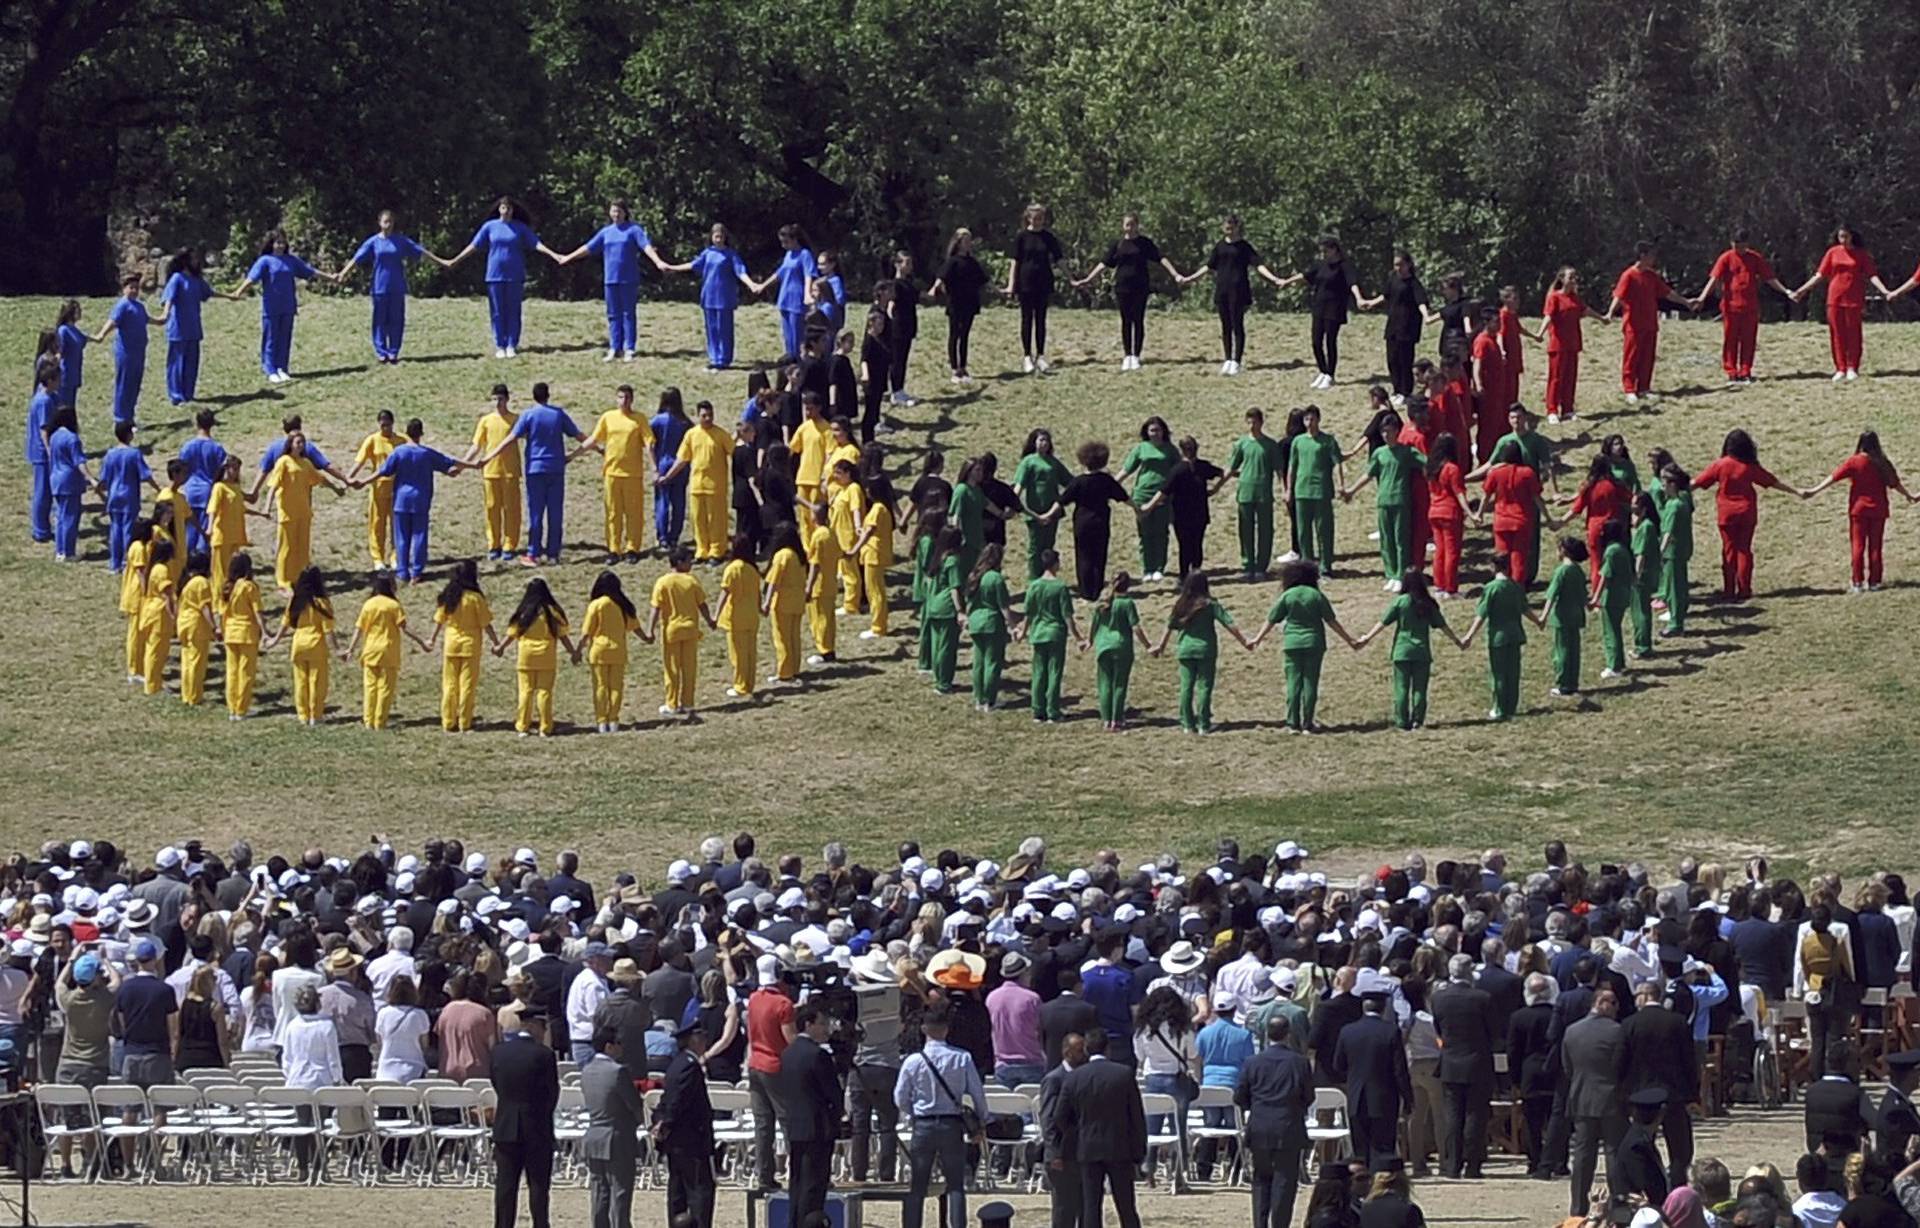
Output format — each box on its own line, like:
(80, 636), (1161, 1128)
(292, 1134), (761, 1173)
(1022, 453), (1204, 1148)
(166, 959), (242, 1016)
(366, 950), (418, 1008)
(1791, 1189), (1845, 1228)
(374, 1004), (431, 1081)
(1213, 954), (1270, 1007)
(1133, 1024), (1198, 1076)
(269, 967), (325, 1048)
(240, 987), (276, 1052)
(0, 967), (27, 1025)
(280, 1014), (343, 1090)
(566, 969), (609, 1041)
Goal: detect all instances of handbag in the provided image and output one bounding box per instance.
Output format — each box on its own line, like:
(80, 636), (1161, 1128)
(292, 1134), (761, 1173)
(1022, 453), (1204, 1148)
(1155, 1029), (1200, 1103)
(924, 1056), (982, 1135)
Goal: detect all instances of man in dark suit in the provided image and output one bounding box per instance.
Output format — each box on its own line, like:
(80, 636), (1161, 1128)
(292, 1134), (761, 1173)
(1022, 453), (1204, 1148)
(1476, 940), (1525, 1051)
(581, 1025), (647, 1228)
(1235, 1013), (1315, 1228)
(1308, 968), (1363, 1085)
(652, 1018), (716, 1228)
(1331, 985), (1411, 1172)
(1612, 1088), (1672, 1207)
(1803, 1041), (1870, 1153)
(1432, 955), (1498, 1179)
(491, 1011), (561, 1228)
(1039, 1032), (1089, 1228)
(1041, 970), (1099, 1070)
(1868, 1050), (1920, 1158)
(1054, 1027), (1146, 1228)
(1506, 973), (1558, 1179)
(779, 1002), (844, 1228)
(1731, 891), (1791, 1000)
(1619, 984), (1698, 1188)
(1561, 987), (1626, 1217)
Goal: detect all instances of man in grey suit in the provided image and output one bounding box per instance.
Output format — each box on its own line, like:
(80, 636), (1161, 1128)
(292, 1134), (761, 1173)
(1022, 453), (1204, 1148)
(582, 1025), (648, 1228)
(1562, 987), (1627, 1218)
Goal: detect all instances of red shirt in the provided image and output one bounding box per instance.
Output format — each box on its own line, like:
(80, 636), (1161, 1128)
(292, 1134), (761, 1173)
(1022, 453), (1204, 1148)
(1428, 461), (1465, 524)
(1833, 452), (1894, 517)
(1570, 475), (1628, 527)
(1431, 391), (1469, 449)
(1483, 464), (1541, 531)
(746, 986), (794, 1074)
(1398, 420), (1438, 457)
(1692, 456), (1778, 522)
(1613, 265), (1672, 329)
(1499, 306), (1524, 374)
(1471, 331), (1506, 394)
(1710, 247), (1775, 313)
(1543, 289), (1584, 354)
(1817, 244), (1878, 309)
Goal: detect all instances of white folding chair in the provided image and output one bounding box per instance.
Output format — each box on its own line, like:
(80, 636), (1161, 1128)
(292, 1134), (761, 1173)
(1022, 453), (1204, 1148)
(641, 1088), (665, 1190)
(91, 1085), (155, 1183)
(367, 1084), (429, 1186)
(145, 1085), (211, 1184)
(981, 1091), (1038, 1189)
(1139, 1092), (1185, 1193)
(552, 1084), (589, 1183)
(259, 1086), (321, 1184)
(33, 1085), (100, 1182)
(201, 1085), (267, 1184)
(421, 1086), (489, 1186)
(1188, 1084), (1243, 1185)
(1306, 1086), (1351, 1171)
(709, 1087), (756, 1184)
(315, 1086), (376, 1185)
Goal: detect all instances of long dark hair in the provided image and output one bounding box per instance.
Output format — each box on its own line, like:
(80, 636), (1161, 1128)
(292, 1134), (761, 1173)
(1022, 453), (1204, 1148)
(258, 229), (289, 257)
(1278, 558), (1320, 591)
(1097, 573), (1134, 620)
(223, 552), (253, 605)
(1168, 571), (1213, 628)
(1137, 985), (1192, 1037)
(508, 578), (566, 636)
(1858, 431), (1895, 481)
(1138, 415), (1171, 443)
(590, 570), (636, 620)
(493, 195), (534, 226)
(966, 543), (1004, 596)
(1426, 432), (1459, 476)
(1580, 453), (1612, 493)
(1022, 428), (1054, 458)
(927, 525), (963, 578)
(144, 538), (175, 591)
(912, 506), (947, 551)
(1400, 569), (1438, 623)
(165, 248), (202, 279)
(286, 566), (331, 627)
(656, 386), (687, 423)
(1721, 429), (1757, 464)
(769, 521), (805, 560)
(437, 558), (483, 616)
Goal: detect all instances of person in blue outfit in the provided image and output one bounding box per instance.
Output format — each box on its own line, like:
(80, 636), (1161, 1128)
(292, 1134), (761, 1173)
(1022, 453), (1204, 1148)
(232, 230), (325, 383)
(54, 301), (87, 410)
(159, 249), (230, 404)
(45, 406), (96, 562)
(751, 223), (818, 359)
(94, 274), (160, 425)
(649, 387), (692, 548)
(25, 362), (60, 543)
(445, 196), (562, 359)
(177, 410), (229, 552)
(667, 223), (756, 371)
(557, 198), (671, 363)
(478, 381), (582, 565)
(100, 420), (159, 572)
(337, 209), (435, 363)
(370, 417), (468, 583)
(815, 250), (848, 337)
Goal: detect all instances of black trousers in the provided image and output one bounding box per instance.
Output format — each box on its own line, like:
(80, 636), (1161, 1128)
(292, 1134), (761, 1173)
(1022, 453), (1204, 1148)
(736, 499), (766, 556)
(1174, 518), (1205, 576)
(1073, 520), (1109, 600)
(1312, 317), (1342, 376)
(1440, 1079), (1490, 1175)
(1248, 1141), (1305, 1228)
(494, 1138), (554, 1228)
(1350, 1109), (1398, 1171)
(862, 379), (885, 444)
(341, 1043), (372, 1084)
(1020, 294), (1050, 356)
(848, 1063), (901, 1181)
(1049, 1159), (1084, 1228)
(1659, 1102), (1693, 1188)
(1386, 334), (1417, 397)
(1117, 290), (1148, 357)
(1567, 1114), (1624, 1217)
(1522, 1093), (1553, 1173)
(1079, 1157), (1141, 1228)
(948, 312), (975, 372)
(891, 332), (916, 392)
(666, 1148), (715, 1228)
(788, 1138), (834, 1228)
(1217, 298), (1248, 361)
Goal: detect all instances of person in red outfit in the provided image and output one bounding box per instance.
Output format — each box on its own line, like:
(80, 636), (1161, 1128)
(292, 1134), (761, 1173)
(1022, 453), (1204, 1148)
(1469, 306), (1508, 464)
(1535, 267), (1608, 425)
(1690, 228), (1793, 386)
(1791, 224), (1895, 381)
(1605, 240), (1688, 403)
(1397, 397), (1442, 568)
(1479, 439), (1559, 583)
(1498, 285), (1528, 409)
(1425, 433), (1472, 596)
(1564, 454), (1630, 584)
(1422, 356), (1472, 455)
(1691, 429), (1805, 599)
(1802, 430), (1915, 592)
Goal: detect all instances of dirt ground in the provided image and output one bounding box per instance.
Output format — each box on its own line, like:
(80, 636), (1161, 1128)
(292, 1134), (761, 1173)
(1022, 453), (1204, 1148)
(20, 1102), (1814, 1228)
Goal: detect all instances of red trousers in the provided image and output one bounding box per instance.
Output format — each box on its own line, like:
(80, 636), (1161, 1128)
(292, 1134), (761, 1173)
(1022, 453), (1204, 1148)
(1719, 513), (1755, 597)
(1585, 517), (1608, 585)
(1431, 517), (1463, 592)
(1829, 306), (1863, 372)
(1722, 308), (1758, 379)
(1494, 526), (1529, 582)
(1545, 350), (1579, 416)
(1851, 513), (1885, 586)
(1621, 325), (1657, 395)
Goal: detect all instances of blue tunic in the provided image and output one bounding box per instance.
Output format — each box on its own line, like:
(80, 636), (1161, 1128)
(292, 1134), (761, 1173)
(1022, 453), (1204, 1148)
(471, 219), (540, 284)
(100, 445), (152, 509)
(351, 233), (427, 296)
(587, 222), (650, 286)
(692, 246), (749, 310)
(25, 388), (54, 463)
(774, 248), (819, 313)
(377, 443), (459, 513)
(48, 427), (86, 495)
(508, 404), (583, 475)
(178, 437), (229, 506)
(161, 274), (214, 342)
(245, 253), (321, 315)
(109, 297), (150, 356)
(259, 436), (332, 473)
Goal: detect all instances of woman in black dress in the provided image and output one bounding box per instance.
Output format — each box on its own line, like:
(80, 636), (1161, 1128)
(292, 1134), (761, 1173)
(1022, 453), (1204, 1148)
(757, 442), (798, 544)
(1051, 441), (1134, 600)
(176, 964), (230, 1071)
(731, 417), (766, 557)
(1273, 235), (1375, 391)
(1002, 203), (1065, 374)
(1141, 436), (1226, 578)
(1180, 213), (1290, 376)
(904, 450), (952, 536)
(927, 228), (987, 384)
(886, 250), (920, 405)
(1070, 213), (1184, 371)
(1378, 251), (1430, 404)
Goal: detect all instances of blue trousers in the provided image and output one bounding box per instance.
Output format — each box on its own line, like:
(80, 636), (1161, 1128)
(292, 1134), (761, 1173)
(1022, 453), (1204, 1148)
(112, 350), (144, 424)
(487, 282), (524, 348)
(780, 308), (805, 358)
(166, 340), (200, 404)
(28, 462), (51, 542)
(526, 471), (565, 560)
(52, 490), (81, 558)
(395, 508), (430, 579)
(57, 381), (78, 410)
(108, 503), (139, 571)
(703, 308), (735, 367)
(260, 313), (294, 374)
(604, 282), (638, 353)
(654, 479), (686, 548)
(186, 498), (210, 555)
(371, 293), (406, 359)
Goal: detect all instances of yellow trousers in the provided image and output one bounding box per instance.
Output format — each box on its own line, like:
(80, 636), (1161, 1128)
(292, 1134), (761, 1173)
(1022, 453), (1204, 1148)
(291, 641), (330, 721)
(210, 542), (238, 601)
(603, 475), (647, 554)
(275, 515), (311, 589)
(180, 636), (211, 705)
(367, 479), (395, 565)
(797, 483), (821, 508)
(516, 666), (556, 733)
(662, 637), (699, 709)
(690, 491), (728, 560)
(771, 608), (803, 679)
(864, 562), (890, 634)
(726, 620), (758, 694)
(591, 661), (626, 724)
(483, 477), (522, 553)
(441, 654), (480, 730)
(808, 593), (837, 657)
(124, 615), (141, 675)
(362, 660), (399, 728)
(839, 556), (863, 613)
(225, 643), (258, 715)
(140, 623), (169, 694)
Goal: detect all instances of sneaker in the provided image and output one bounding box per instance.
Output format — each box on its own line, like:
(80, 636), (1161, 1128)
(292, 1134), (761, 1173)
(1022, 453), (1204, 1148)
(1870, 583), (1884, 591)
(1121, 357), (1134, 373)
(806, 654), (826, 666)
(1848, 368), (1861, 381)
(725, 687), (744, 698)
(1219, 360), (1234, 376)
(1035, 356), (1051, 373)
(1382, 580), (1396, 592)
(1599, 668), (1623, 679)
(767, 675), (785, 685)
(1488, 708), (1504, 720)
(1277, 550), (1300, 564)
(1547, 412), (1563, 425)
(659, 704), (675, 715)
(608, 722), (621, 732)
(1389, 393), (1406, 408)
(1548, 687), (1571, 698)
(677, 707), (693, 718)
(494, 348), (507, 359)
(519, 554), (539, 567)
(604, 349), (618, 362)
(1624, 392), (1639, 404)
(1833, 371), (1846, 383)
(1022, 356), (1036, 374)
(1387, 579), (1403, 593)
(1368, 530), (1381, 541)
(622, 351), (634, 362)
(504, 346), (517, 358)
(517, 730), (529, 738)
(1849, 582), (1864, 594)
(228, 712), (242, 721)
(859, 629), (881, 640)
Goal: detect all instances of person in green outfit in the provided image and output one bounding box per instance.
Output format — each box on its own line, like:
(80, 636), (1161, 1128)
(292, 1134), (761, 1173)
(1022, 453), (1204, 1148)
(1588, 518), (1634, 679)
(910, 506), (948, 673)
(1224, 407), (1286, 579)
(1284, 405), (1345, 573)
(1013, 428), (1072, 581)
(1458, 564), (1545, 721)
(1628, 491), (1661, 657)
(920, 525), (966, 693)
(1121, 415), (1181, 580)
(1016, 549), (1083, 722)
(1248, 558), (1357, 733)
(1086, 572), (1152, 731)
(1657, 464), (1694, 636)
(947, 458), (988, 580)
(965, 543), (1018, 710)
(1352, 569), (1465, 730)
(1151, 571), (1252, 734)
(1342, 406), (1426, 592)
(1277, 407), (1309, 563)
(1603, 434), (1641, 493)
(1542, 536), (1589, 697)
(1466, 403), (1558, 584)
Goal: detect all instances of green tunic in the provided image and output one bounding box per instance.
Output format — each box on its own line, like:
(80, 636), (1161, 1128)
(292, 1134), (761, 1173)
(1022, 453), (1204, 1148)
(922, 555), (963, 621)
(948, 482), (986, 550)
(1228, 433), (1286, 504)
(1659, 492), (1693, 561)
(1476, 575), (1528, 647)
(1013, 452), (1071, 519)
(1172, 599), (1234, 662)
(1543, 561), (1587, 628)
(1630, 522), (1660, 590)
(1609, 457), (1642, 493)
(1381, 594), (1447, 663)
(1090, 596), (1140, 656)
(1368, 443), (1427, 507)
(1267, 585), (1335, 649)
(1024, 576), (1074, 645)
(1287, 432), (1343, 500)
(1121, 439), (1180, 504)
(967, 569), (1011, 636)
(1599, 542), (1633, 611)
(1493, 430), (1553, 480)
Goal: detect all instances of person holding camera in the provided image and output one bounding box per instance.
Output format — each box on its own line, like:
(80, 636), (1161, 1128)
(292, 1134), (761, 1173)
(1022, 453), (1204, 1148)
(895, 998), (989, 1228)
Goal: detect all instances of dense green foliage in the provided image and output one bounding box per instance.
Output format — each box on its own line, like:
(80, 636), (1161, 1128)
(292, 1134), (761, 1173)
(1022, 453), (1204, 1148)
(8, 0), (1920, 304)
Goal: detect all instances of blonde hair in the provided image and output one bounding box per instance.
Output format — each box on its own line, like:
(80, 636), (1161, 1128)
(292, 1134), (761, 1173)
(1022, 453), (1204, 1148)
(186, 964), (217, 1004)
(1022, 202), (1049, 228)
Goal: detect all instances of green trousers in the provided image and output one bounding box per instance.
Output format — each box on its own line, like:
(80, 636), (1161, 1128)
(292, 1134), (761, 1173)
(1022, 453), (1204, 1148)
(1296, 498), (1335, 571)
(1377, 504), (1409, 579)
(1551, 624), (1581, 692)
(1030, 638), (1066, 720)
(916, 615), (932, 670)
(1284, 646), (1324, 729)
(1663, 555), (1690, 632)
(1095, 647), (1134, 723)
(1391, 658), (1430, 730)
(1237, 501), (1275, 574)
(971, 629), (1006, 706)
(1024, 519), (1057, 580)
(1137, 500), (1170, 573)
(1487, 643), (1521, 719)
(1599, 600), (1628, 672)
(1630, 577), (1656, 654)
(1177, 655), (1217, 731)
(927, 617), (959, 692)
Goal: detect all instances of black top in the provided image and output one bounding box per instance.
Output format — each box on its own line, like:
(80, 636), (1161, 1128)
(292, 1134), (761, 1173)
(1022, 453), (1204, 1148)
(1208, 240), (1261, 304)
(798, 353), (831, 403)
(937, 255), (988, 316)
(1356, 1194), (1426, 1228)
(759, 468), (797, 531)
(1437, 297), (1476, 358)
(730, 449), (760, 509)
(778, 1035), (844, 1142)
(1060, 471), (1129, 533)
(1838, 1193), (1908, 1228)
(699, 1001), (745, 1084)
(829, 352), (858, 414)
(860, 328), (890, 385)
(982, 478), (1020, 546)
(1383, 274), (1429, 340)
(890, 277), (919, 336)
(1103, 236), (1164, 296)
(1057, 1058), (1148, 1164)
(776, 390), (804, 437)
(1165, 458), (1222, 529)
(1305, 259), (1354, 323)
(176, 998), (224, 1069)
(655, 1048), (716, 1153)
(909, 474), (953, 519)
(1233, 1043), (1315, 1148)
(490, 1033), (561, 1144)
(1012, 230), (1065, 296)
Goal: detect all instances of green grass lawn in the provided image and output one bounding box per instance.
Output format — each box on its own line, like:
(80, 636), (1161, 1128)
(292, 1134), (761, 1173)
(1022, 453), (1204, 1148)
(4, 294), (1915, 879)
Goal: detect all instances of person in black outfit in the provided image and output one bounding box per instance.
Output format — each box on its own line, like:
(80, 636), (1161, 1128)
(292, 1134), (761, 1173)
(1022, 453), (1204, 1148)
(1430, 958), (1498, 1179)
(1041, 969), (1099, 1069)
(1070, 213), (1184, 370)
(1867, 1049), (1920, 1157)
(779, 1002), (844, 1228)
(1611, 1088), (1671, 1208)
(757, 444), (798, 545)
(1236, 1013), (1316, 1228)
(491, 1012), (561, 1228)
(887, 250), (921, 404)
(929, 228), (987, 383)
(1619, 983), (1699, 1187)
(1505, 973), (1557, 1178)
(1331, 989), (1411, 1172)
(1307, 970), (1363, 1084)
(858, 304), (891, 445)
(653, 1019), (717, 1228)
(1140, 437), (1224, 578)
(906, 451), (952, 536)
(1433, 275), (1475, 372)
(828, 328), (859, 422)
(1054, 1027), (1146, 1228)
(1053, 442), (1133, 601)
(1039, 1032), (1089, 1228)
(1356, 1160), (1427, 1228)
(1273, 235), (1373, 390)
(1379, 252), (1430, 402)
(1803, 1040), (1870, 1152)
(1004, 203), (1065, 373)
(977, 453), (1021, 550)
(1180, 213), (1289, 375)
(732, 418), (766, 556)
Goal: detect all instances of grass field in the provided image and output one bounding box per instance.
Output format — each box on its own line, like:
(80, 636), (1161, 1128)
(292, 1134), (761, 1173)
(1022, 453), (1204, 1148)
(4, 294), (1916, 879)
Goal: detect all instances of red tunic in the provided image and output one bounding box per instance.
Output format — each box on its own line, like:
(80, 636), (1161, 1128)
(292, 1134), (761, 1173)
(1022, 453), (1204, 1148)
(1543, 289), (1584, 354)
(1817, 244), (1878, 309)
(1709, 248), (1775, 314)
(1833, 453), (1893, 518)
(1612, 265), (1672, 330)
(1693, 456), (1778, 523)
(1483, 464), (1541, 531)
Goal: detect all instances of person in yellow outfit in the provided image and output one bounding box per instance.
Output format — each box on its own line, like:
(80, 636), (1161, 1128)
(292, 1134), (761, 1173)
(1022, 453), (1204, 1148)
(570, 383), (655, 562)
(175, 554), (217, 706)
(791, 392), (831, 505)
(850, 468), (898, 638)
(261, 565), (340, 726)
(581, 570), (650, 732)
(803, 497), (841, 665)
(206, 455), (266, 599)
(216, 553), (263, 719)
(826, 416), (862, 485)
(714, 533), (762, 698)
(135, 538), (177, 695)
(420, 559), (499, 732)
(827, 455), (866, 615)
(345, 409), (405, 569)
(155, 460), (191, 585)
(119, 519), (155, 683)
(495, 578), (579, 737)
(660, 399), (736, 562)
(339, 573), (428, 729)
(760, 523), (807, 684)
(263, 433), (343, 591)
(463, 383), (522, 560)
(647, 547), (715, 718)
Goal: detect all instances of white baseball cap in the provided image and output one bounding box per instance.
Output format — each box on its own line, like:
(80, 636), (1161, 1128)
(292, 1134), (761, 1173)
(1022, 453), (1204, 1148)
(464, 853), (488, 874)
(156, 846), (184, 869)
(1273, 841), (1308, 861)
(668, 859), (693, 882)
(513, 848), (537, 867)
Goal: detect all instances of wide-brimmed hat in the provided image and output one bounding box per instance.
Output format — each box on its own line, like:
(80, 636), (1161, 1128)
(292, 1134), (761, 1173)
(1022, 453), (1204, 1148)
(122, 900), (156, 930)
(1159, 941), (1205, 975)
(610, 958), (643, 986)
(927, 949), (986, 991)
(850, 950), (895, 984)
(323, 947), (363, 975)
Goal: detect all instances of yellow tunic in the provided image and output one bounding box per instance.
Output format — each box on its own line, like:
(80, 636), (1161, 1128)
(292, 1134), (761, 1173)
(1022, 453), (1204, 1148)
(507, 610), (570, 671)
(472, 411), (522, 478)
(718, 558), (762, 630)
(582, 595), (639, 666)
(651, 572), (708, 642)
(355, 594), (408, 670)
(588, 410), (655, 478)
(435, 592), (493, 657)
